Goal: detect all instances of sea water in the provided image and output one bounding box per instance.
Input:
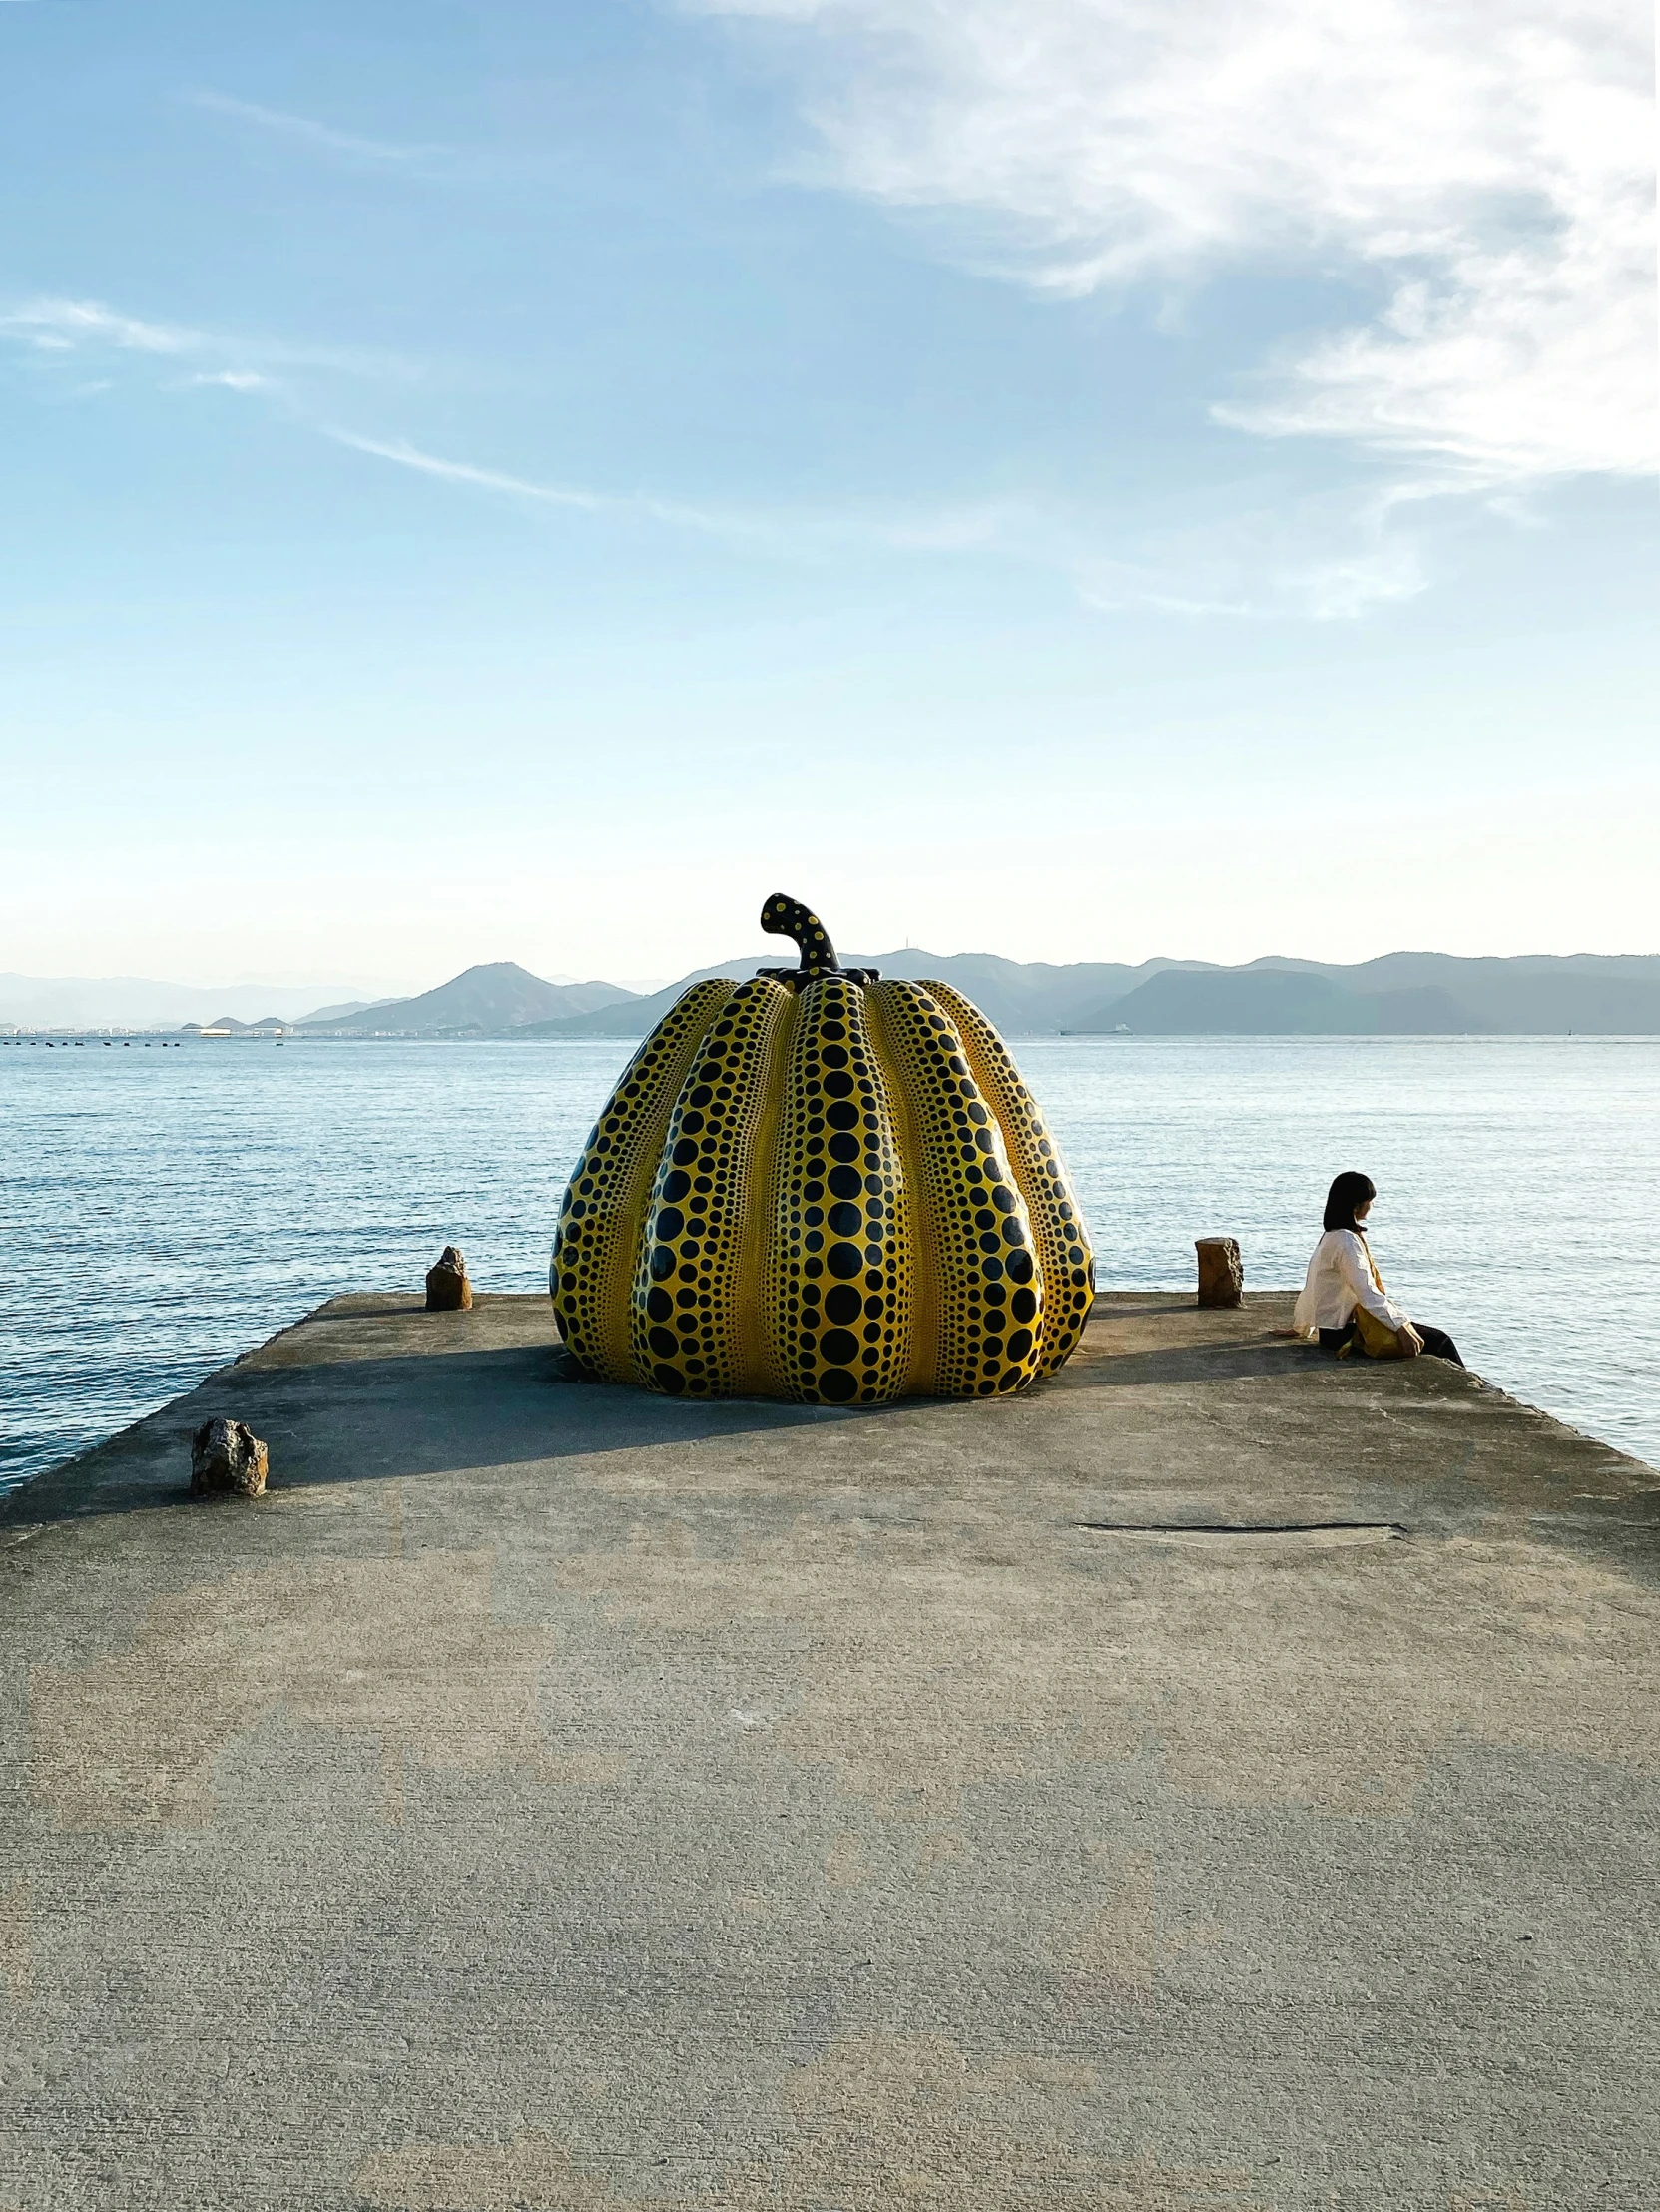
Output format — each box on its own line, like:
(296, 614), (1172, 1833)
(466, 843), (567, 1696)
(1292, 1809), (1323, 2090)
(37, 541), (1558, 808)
(2, 1032), (1656, 1494)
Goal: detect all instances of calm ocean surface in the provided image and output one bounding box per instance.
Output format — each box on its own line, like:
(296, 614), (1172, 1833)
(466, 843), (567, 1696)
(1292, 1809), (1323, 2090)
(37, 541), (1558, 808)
(3, 1032), (1657, 1494)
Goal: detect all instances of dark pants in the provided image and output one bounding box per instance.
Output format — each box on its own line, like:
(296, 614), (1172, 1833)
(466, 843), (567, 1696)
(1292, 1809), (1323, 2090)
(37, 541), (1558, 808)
(1320, 1319), (1464, 1366)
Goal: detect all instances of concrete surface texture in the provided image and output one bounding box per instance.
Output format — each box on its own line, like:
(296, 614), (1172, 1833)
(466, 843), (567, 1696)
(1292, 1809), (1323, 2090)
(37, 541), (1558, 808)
(2, 1291), (1658, 2210)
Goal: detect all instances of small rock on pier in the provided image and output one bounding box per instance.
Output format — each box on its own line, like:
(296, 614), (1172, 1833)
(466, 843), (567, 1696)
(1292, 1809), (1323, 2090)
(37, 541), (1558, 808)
(425, 1245), (473, 1311)
(1195, 1236), (1244, 1308)
(189, 1415), (269, 1498)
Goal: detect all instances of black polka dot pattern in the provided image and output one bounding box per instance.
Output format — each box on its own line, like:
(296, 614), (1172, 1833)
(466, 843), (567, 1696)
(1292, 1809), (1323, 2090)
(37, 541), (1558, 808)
(550, 921), (1092, 1400)
(627, 977), (792, 1397)
(764, 974), (913, 1405)
(550, 977), (734, 1379)
(759, 893), (840, 979)
(925, 981), (1096, 1377)
(865, 980), (1046, 1397)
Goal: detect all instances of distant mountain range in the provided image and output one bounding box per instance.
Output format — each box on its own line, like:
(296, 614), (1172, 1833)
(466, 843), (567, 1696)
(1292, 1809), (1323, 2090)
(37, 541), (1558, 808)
(296, 997), (384, 1026)
(183, 1013), (295, 1035)
(8, 951), (1659, 1038)
(1091, 953), (1660, 1037)
(0, 971), (422, 1031)
(297, 963), (639, 1035)
(298, 950), (1660, 1038)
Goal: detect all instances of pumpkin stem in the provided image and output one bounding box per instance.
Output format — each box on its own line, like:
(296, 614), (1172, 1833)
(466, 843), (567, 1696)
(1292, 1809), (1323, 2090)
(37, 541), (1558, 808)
(758, 894), (880, 989)
(759, 893), (839, 975)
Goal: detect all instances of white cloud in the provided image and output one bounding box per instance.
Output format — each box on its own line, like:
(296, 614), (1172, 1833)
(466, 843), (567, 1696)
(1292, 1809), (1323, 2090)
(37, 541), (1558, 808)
(1070, 494), (1428, 621)
(326, 430), (610, 510)
(325, 428), (783, 539)
(0, 294), (430, 392)
(702, 0), (1657, 484)
(0, 298), (193, 354)
(330, 427), (1050, 558)
(330, 425), (1410, 615)
(185, 90), (439, 168)
(327, 432), (1000, 554)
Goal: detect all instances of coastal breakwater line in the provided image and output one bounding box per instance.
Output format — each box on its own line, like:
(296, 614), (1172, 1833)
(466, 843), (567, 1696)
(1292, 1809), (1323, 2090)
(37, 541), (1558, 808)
(2, 1293), (1658, 2207)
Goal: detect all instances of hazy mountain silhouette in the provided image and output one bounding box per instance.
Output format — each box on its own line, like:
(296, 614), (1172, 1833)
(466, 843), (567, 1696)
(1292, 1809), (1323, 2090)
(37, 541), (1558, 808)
(531, 948), (1660, 1038)
(295, 996), (384, 1025)
(11, 950), (1660, 1038)
(1089, 969), (1478, 1035)
(1073, 954), (1660, 1035)
(0, 973), (410, 1030)
(298, 962), (639, 1035)
(524, 950), (1189, 1039)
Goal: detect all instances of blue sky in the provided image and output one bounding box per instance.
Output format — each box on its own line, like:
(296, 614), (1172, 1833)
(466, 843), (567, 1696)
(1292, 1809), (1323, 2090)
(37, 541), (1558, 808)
(1, 0), (1654, 990)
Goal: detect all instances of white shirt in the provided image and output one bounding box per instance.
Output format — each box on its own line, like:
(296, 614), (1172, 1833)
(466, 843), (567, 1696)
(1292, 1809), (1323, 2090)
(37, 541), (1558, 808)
(1292, 1228), (1409, 1339)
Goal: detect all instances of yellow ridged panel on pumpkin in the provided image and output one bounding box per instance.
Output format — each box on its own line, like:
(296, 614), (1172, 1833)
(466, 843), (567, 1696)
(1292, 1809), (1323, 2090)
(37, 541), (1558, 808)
(925, 981), (1096, 1376)
(764, 972), (915, 1405)
(628, 977), (792, 1397)
(551, 895), (1092, 1400)
(865, 980), (1045, 1397)
(550, 976), (733, 1381)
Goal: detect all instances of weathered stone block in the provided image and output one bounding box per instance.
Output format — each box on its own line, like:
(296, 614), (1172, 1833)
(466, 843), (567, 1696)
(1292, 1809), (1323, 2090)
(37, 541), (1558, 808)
(1195, 1237), (1243, 1308)
(190, 1416), (269, 1498)
(425, 1245), (473, 1311)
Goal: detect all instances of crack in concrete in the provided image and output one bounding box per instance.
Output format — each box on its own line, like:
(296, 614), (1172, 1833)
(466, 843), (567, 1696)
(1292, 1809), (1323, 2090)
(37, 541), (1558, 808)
(1077, 1521), (1408, 1536)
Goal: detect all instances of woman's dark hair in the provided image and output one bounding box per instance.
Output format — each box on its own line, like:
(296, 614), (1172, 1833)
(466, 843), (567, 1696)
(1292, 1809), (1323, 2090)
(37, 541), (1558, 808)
(1324, 1171), (1377, 1234)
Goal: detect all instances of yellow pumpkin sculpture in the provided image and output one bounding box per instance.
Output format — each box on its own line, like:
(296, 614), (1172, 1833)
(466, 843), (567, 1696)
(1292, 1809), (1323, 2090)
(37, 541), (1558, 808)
(551, 895), (1095, 1402)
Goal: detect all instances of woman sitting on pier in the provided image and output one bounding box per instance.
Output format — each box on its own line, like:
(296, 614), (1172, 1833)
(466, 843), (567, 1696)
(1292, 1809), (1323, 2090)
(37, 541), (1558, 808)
(1294, 1171), (1464, 1365)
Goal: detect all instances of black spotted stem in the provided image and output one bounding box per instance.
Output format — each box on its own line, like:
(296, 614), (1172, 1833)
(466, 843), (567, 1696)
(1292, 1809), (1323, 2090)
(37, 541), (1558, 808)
(759, 892), (840, 977)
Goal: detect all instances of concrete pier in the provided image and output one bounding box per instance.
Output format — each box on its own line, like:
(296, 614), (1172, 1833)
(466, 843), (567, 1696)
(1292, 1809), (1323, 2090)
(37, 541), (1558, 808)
(3, 1293), (1658, 2209)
